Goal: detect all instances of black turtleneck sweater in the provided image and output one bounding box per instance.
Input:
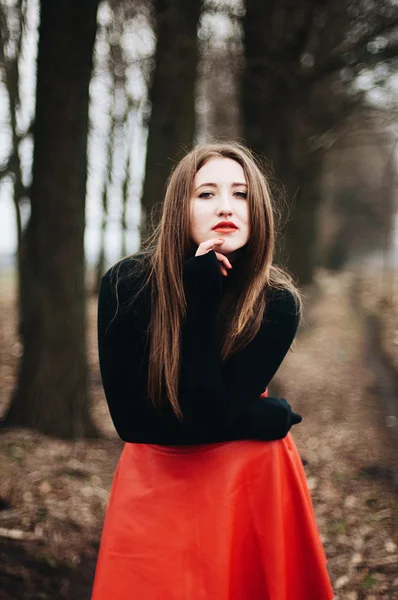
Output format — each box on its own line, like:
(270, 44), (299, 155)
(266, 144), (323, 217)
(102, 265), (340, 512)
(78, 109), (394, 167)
(97, 249), (302, 445)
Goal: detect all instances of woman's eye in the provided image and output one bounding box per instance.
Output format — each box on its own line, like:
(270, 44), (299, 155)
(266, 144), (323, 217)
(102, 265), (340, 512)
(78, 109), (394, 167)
(198, 190), (247, 199)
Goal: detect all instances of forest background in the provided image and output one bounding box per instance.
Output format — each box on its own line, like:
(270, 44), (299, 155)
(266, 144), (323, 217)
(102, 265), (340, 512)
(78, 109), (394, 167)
(0, 1), (398, 598)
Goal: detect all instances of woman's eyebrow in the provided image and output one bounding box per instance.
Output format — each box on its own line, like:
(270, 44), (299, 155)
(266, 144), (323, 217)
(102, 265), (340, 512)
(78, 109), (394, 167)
(195, 182), (247, 191)
(195, 182), (217, 190)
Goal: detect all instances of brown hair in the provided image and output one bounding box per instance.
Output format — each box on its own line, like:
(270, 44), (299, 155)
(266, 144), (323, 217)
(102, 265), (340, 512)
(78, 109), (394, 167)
(114, 142), (302, 421)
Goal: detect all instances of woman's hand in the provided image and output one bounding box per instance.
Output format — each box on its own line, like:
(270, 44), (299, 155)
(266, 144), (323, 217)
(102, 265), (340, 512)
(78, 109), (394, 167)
(195, 238), (233, 277)
(183, 239), (231, 300)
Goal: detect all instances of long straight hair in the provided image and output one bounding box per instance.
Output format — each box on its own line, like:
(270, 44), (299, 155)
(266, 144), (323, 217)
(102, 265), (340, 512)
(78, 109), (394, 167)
(115, 142), (302, 421)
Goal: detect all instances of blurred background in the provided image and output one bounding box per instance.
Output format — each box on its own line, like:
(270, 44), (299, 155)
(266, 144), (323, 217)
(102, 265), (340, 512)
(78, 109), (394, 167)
(0, 1), (398, 599)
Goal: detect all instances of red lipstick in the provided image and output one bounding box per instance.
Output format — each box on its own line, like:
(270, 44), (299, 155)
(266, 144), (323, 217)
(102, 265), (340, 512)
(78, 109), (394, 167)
(212, 221), (238, 232)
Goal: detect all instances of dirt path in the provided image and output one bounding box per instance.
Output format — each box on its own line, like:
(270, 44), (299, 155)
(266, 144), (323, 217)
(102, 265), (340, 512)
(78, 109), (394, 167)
(274, 270), (398, 600)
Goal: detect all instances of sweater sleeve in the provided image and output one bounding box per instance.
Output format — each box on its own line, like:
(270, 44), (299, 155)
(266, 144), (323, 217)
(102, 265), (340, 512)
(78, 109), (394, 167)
(97, 269), (150, 442)
(178, 250), (301, 439)
(97, 267), (186, 443)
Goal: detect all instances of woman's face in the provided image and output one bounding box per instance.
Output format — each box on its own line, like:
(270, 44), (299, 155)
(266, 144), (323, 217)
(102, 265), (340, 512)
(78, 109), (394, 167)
(190, 157), (250, 261)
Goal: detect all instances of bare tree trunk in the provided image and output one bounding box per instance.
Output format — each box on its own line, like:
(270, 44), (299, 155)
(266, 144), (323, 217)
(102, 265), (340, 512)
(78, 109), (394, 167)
(140, 0), (202, 245)
(281, 163), (323, 284)
(240, 0), (332, 284)
(121, 146), (131, 258)
(3, 0), (100, 438)
(95, 182), (110, 295)
(381, 149), (397, 306)
(0, 0), (31, 335)
(94, 111), (115, 294)
(241, 82), (321, 282)
(94, 8), (131, 290)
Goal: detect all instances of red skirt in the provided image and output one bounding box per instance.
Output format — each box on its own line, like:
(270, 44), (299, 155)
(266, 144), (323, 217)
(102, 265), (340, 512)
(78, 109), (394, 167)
(91, 424), (334, 599)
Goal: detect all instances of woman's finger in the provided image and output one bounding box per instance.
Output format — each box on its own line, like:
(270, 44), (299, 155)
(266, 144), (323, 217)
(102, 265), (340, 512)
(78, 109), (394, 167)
(194, 239), (233, 276)
(196, 238), (225, 255)
(214, 251), (232, 270)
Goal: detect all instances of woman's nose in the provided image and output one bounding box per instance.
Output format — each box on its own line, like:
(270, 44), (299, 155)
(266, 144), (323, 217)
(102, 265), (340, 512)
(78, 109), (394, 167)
(216, 192), (234, 214)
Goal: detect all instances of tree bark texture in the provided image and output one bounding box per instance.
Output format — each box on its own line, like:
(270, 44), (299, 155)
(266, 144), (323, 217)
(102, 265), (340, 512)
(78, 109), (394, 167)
(140, 0), (202, 244)
(3, 0), (100, 438)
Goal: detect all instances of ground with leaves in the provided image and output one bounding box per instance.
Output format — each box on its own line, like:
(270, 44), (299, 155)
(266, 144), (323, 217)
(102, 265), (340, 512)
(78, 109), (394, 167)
(358, 267), (398, 373)
(0, 268), (397, 600)
(275, 269), (398, 599)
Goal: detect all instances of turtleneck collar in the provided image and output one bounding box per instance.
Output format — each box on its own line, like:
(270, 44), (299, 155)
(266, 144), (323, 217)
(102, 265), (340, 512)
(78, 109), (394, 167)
(183, 243), (247, 292)
(184, 244), (247, 265)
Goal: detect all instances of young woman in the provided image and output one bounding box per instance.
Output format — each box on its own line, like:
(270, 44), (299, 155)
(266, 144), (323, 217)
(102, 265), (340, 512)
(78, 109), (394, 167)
(91, 143), (334, 600)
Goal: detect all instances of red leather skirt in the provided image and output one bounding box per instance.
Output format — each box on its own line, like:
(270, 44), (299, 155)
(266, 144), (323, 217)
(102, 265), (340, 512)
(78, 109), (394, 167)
(91, 409), (334, 599)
